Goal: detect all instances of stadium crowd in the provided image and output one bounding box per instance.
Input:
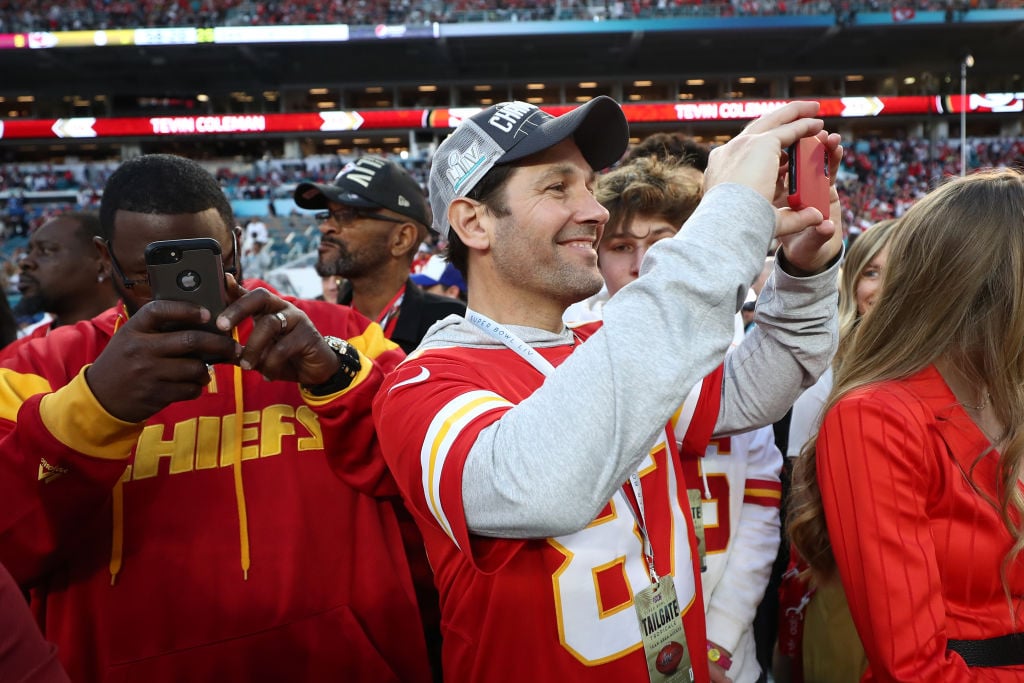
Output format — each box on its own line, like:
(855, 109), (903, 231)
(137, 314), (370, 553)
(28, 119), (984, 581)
(838, 136), (1024, 230)
(0, 0), (1017, 31)
(2, 129), (1023, 348)
(2, 131), (1022, 359)
(3, 134), (1022, 270)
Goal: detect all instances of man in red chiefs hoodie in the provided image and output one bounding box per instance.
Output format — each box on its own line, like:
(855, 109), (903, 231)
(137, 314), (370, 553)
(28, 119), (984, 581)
(0, 154), (430, 683)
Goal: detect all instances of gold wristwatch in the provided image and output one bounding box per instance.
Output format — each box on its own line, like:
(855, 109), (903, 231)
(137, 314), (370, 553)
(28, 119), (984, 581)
(301, 336), (361, 396)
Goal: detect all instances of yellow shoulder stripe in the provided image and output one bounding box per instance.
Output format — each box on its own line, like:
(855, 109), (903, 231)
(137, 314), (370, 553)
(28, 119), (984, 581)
(744, 487), (783, 499)
(346, 322), (399, 360)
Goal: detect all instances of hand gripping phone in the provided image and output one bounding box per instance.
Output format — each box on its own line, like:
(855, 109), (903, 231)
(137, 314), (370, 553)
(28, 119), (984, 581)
(787, 136), (831, 218)
(145, 237), (228, 335)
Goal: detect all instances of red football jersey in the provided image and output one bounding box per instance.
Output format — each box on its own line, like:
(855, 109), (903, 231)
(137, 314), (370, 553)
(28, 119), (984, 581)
(375, 322), (716, 682)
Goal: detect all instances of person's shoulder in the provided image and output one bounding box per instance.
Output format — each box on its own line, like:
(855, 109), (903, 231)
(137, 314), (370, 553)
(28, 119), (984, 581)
(0, 309), (116, 370)
(410, 287), (467, 315)
(284, 291), (377, 334)
(376, 345), (476, 406)
(832, 367), (944, 425)
(296, 296), (376, 329)
(42, 307), (120, 345)
(380, 343), (525, 412)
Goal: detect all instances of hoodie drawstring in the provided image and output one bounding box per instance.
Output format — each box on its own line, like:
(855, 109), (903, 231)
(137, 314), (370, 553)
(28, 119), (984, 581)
(109, 474), (125, 585)
(109, 308), (127, 586)
(109, 322), (251, 583)
(231, 351), (251, 580)
(698, 458), (712, 500)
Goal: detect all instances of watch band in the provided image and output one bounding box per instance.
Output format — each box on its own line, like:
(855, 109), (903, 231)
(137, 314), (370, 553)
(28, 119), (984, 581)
(707, 644), (733, 671)
(301, 336), (361, 396)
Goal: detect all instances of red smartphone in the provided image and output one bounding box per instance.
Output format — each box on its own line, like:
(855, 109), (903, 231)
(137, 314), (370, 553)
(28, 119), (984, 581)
(787, 137), (831, 218)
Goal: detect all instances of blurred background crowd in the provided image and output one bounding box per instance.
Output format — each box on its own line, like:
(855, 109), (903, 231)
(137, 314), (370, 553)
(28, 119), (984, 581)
(3, 134), (1023, 314)
(2, 0), (1019, 32)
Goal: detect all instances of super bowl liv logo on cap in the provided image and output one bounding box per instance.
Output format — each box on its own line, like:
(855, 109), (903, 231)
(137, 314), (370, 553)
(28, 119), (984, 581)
(444, 141), (487, 192)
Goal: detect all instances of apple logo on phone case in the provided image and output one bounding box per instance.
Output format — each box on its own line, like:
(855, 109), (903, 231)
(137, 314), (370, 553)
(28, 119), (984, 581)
(178, 270), (202, 291)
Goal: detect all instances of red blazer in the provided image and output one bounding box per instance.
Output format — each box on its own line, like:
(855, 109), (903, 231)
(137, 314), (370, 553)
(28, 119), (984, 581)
(817, 364), (1024, 681)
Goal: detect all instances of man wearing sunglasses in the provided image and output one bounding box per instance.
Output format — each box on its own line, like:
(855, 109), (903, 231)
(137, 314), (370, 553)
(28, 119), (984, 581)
(0, 154), (431, 683)
(295, 155), (466, 354)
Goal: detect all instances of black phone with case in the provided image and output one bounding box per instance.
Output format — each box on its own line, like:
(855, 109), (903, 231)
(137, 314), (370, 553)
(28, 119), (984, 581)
(145, 237), (229, 338)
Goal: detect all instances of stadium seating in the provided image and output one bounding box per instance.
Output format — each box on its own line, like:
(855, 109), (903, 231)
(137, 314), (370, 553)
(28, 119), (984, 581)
(2, 0), (1019, 32)
(2, 136), (1022, 288)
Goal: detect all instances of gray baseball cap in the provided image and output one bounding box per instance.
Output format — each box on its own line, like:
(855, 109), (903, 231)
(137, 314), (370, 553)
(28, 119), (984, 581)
(428, 96), (629, 238)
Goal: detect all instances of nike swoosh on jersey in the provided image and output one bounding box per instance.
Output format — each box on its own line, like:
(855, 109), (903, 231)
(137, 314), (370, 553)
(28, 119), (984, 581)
(390, 366), (431, 393)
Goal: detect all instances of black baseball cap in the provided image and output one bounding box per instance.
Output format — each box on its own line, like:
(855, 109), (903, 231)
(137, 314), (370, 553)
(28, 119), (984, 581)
(428, 96), (629, 238)
(295, 156), (430, 227)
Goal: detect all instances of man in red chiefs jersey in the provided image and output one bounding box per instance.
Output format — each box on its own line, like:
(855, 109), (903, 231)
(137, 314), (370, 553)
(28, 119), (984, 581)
(374, 98), (844, 683)
(0, 154), (429, 683)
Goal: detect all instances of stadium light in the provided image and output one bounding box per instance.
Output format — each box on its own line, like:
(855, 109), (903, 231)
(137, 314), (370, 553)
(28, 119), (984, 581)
(961, 52), (974, 177)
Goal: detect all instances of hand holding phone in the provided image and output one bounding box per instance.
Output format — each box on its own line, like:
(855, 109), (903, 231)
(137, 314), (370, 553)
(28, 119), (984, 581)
(87, 238), (241, 421)
(145, 237), (229, 334)
(787, 136), (831, 218)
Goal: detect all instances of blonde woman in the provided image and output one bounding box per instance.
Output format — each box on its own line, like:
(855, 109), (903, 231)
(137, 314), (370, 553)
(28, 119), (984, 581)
(777, 218), (901, 683)
(789, 169), (1024, 680)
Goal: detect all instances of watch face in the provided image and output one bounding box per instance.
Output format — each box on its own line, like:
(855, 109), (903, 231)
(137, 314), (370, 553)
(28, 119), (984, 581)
(323, 336), (359, 375)
(323, 335), (349, 354)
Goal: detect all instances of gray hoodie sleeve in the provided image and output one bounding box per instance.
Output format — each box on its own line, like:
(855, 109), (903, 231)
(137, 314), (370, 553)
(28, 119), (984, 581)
(713, 252), (841, 435)
(462, 183), (780, 538)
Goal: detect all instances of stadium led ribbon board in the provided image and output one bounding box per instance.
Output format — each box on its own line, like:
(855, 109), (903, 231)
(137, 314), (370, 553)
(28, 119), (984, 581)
(0, 24), (436, 49)
(0, 95), (1021, 141)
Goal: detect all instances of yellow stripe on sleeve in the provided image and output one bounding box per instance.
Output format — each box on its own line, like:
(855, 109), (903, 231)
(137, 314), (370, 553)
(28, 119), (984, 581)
(39, 367), (142, 460)
(0, 368), (52, 423)
(421, 390), (511, 547)
(744, 487), (783, 500)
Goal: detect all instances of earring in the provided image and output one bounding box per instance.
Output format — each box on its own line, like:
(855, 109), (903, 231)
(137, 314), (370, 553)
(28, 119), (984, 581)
(97, 275), (105, 283)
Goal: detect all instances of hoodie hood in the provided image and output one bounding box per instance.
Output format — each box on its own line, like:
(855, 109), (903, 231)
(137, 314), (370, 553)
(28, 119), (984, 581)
(416, 313), (577, 354)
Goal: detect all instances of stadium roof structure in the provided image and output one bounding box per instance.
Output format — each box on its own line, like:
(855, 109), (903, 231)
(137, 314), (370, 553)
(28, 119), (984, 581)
(0, 10), (1021, 96)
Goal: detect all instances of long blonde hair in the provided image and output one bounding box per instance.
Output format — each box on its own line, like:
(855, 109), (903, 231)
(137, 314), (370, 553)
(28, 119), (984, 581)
(790, 169), (1024, 581)
(834, 219), (901, 372)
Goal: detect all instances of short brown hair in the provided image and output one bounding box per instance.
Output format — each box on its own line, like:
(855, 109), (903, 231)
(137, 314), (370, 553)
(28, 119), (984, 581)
(595, 157), (703, 243)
